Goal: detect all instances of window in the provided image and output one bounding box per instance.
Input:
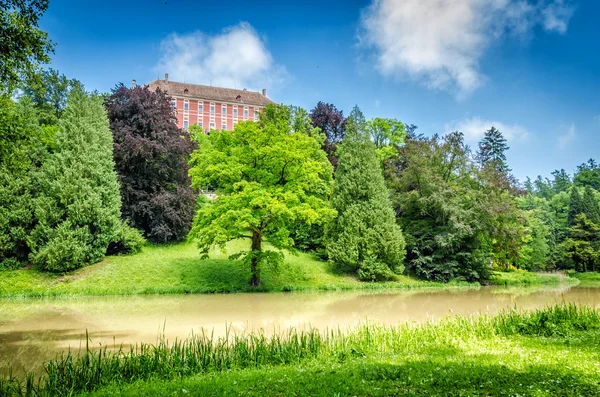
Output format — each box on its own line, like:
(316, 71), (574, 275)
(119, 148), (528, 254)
(197, 121), (203, 128)
(209, 122), (215, 129)
(198, 103), (203, 112)
(210, 103), (215, 114)
(183, 120), (189, 129)
(233, 107), (238, 117)
(254, 108), (259, 120)
(222, 123), (227, 130)
(171, 100), (176, 109)
(184, 102), (189, 111)
(222, 106), (227, 116)
(244, 108), (249, 119)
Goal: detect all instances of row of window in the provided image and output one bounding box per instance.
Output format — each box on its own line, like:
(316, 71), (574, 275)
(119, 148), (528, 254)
(182, 120), (237, 130)
(172, 100), (258, 120)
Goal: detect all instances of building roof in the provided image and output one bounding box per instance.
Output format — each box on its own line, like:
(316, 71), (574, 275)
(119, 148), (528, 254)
(146, 79), (275, 106)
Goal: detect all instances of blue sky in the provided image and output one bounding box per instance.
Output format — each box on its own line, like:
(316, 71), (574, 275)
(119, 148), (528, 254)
(40, 0), (600, 181)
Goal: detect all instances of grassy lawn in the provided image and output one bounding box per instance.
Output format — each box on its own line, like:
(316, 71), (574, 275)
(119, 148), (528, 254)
(0, 241), (582, 298)
(3, 304), (599, 396)
(570, 272), (600, 287)
(488, 270), (575, 286)
(0, 241), (474, 298)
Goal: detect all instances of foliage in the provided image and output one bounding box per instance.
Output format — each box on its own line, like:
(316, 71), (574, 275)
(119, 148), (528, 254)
(189, 104), (335, 286)
(364, 117), (406, 163)
(28, 89), (122, 272)
(326, 108), (405, 280)
(105, 84), (196, 243)
(564, 213), (600, 272)
(106, 222), (146, 255)
(23, 68), (82, 124)
(574, 159), (600, 190)
(387, 132), (492, 282)
(516, 196), (551, 271)
(476, 126), (510, 173)
(0, 0), (54, 94)
(309, 101), (346, 168)
(0, 96), (53, 269)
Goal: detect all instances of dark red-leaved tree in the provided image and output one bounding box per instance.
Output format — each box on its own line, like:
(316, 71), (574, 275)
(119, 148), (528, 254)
(105, 84), (196, 242)
(309, 102), (346, 168)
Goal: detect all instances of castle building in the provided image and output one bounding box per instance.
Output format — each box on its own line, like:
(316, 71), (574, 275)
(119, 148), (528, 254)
(146, 74), (274, 131)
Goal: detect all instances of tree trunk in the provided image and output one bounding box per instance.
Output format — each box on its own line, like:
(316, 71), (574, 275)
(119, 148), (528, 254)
(250, 229), (262, 287)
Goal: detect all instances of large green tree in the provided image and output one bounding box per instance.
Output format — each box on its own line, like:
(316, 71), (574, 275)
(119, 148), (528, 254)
(388, 131), (491, 282)
(326, 108), (405, 281)
(0, 96), (52, 269)
(28, 89), (122, 272)
(364, 117), (406, 163)
(0, 0), (54, 94)
(188, 104), (335, 287)
(476, 127), (510, 174)
(24, 68), (81, 124)
(564, 213), (600, 272)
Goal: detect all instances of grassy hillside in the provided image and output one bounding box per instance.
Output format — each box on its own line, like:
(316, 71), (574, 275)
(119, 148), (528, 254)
(0, 241), (578, 298)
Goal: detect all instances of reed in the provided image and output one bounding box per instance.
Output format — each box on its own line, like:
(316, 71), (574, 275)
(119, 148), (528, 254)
(1, 303), (598, 396)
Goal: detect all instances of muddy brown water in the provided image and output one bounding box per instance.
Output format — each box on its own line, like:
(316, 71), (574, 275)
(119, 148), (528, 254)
(1, 285), (599, 374)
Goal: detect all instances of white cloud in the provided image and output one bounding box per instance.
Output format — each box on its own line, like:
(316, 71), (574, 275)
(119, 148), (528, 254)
(558, 123), (576, 149)
(155, 23), (287, 92)
(541, 0), (574, 33)
(358, 0), (575, 96)
(445, 117), (529, 142)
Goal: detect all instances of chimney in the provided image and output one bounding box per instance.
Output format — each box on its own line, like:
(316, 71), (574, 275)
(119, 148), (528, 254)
(132, 79), (137, 89)
(165, 73), (169, 83)
(262, 89), (267, 97)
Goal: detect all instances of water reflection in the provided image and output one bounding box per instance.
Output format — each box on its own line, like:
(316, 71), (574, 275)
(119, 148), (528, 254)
(1, 285), (599, 374)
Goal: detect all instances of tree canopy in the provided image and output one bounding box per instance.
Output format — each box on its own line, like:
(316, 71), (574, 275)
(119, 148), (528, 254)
(105, 84), (196, 243)
(188, 104), (335, 286)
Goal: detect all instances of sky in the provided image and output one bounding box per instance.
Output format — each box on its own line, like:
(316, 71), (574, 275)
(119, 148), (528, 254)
(40, 0), (600, 182)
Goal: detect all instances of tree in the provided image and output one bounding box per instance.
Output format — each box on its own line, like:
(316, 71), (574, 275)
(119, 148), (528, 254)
(551, 169), (571, 193)
(581, 186), (600, 225)
(388, 132), (491, 282)
(188, 104), (335, 287)
(364, 117), (406, 163)
(564, 214), (600, 272)
(0, 96), (52, 269)
(24, 68), (81, 124)
(28, 89), (122, 272)
(0, 0), (54, 94)
(326, 108), (405, 281)
(517, 196), (552, 271)
(574, 159), (600, 190)
(568, 187), (583, 226)
(105, 84), (196, 243)
(309, 102), (346, 168)
(476, 127), (510, 173)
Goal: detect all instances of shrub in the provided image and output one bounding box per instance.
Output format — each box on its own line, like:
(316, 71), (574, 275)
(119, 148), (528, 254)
(107, 222), (146, 255)
(356, 257), (394, 281)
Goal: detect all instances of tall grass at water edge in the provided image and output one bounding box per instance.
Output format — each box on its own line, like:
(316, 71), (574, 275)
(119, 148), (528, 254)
(1, 303), (599, 396)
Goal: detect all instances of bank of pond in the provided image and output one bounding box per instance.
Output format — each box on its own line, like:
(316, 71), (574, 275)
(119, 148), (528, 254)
(1, 303), (599, 396)
(0, 241), (593, 299)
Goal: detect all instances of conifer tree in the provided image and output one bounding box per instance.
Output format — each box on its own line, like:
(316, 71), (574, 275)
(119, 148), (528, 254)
(29, 89), (122, 272)
(581, 186), (600, 225)
(568, 187), (583, 226)
(476, 127), (510, 173)
(326, 107), (405, 281)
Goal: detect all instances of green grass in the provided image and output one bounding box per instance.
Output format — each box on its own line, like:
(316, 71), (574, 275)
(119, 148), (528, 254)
(0, 241), (475, 298)
(569, 272), (600, 287)
(2, 304), (599, 396)
(488, 270), (574, 286)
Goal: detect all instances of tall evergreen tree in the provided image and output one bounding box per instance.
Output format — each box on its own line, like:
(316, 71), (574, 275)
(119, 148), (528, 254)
(568, 187), (583, 226)
(551, 169), (571, 193)
(105, 84), (196, 243)
(581, 186), (600, 225)
(29, 89), (122, 272)
(326, 107), (405, 281)
(476, 127), (510, 173)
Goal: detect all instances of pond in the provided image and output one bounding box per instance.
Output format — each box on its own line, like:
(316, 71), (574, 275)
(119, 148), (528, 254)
(1, 285), (599, 375)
